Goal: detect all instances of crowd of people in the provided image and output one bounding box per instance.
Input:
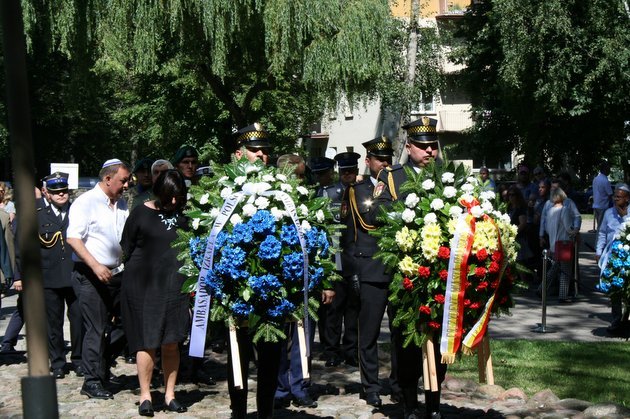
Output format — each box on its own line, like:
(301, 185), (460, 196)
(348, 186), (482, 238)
(0, 119), (626, 418)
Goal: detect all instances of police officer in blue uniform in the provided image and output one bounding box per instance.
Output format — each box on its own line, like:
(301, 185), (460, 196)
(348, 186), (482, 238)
(341, 137), (402, 407)
(371, 118), (446, 419)
(40, 172), (84, 378)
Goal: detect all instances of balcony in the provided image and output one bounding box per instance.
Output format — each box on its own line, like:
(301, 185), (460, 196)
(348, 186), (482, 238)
(437, 109), (473, 132)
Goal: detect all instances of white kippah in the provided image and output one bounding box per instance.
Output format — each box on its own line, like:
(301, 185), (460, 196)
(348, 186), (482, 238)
(102, 158), (123, 168)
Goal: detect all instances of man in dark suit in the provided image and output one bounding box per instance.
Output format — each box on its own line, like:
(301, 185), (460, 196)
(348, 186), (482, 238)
(39, 172), (83, 378)
(371, 117), (447, 419)
(341, 137), (399, 407)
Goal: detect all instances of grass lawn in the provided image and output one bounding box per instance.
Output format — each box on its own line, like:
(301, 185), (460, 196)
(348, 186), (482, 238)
(447, 339), (630, 406)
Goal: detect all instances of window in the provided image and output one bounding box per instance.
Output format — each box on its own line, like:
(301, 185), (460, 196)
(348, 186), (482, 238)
(412, 94), (435, 114)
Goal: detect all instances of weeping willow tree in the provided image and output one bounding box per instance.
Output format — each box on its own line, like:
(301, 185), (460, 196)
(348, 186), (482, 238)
(20, 0), (397, 160)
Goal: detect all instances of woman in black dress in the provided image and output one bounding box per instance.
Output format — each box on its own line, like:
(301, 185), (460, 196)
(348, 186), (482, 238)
(120, 169), (189, 416)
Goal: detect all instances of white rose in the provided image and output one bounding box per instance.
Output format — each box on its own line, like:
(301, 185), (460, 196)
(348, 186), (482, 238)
(460, 193), (474, 204)
(402, 208), (416, 223)
(405, 193), (420, 208)
(443, 186), (457, 199)
(461, 183), (474, 193)
(626, 234), (630, 241)
(296, 186), (309, 196)
(430, 198), (444, 211)
(270, 207), (285, 220)
(192, 218), (200, 230)
(299, 204), (309, 216)
(480, 190), (496, 201)
(424, 212), (438, 224)
(422, 179), (435, 191)
(470, 205), (484, 218)
(229, 214), (242, 225)
(449, 206), (463, 217)
(220, 187), (233, 199)
(209, 208), (220, 218)
(301, 220), (312, 231)
(198, 193), (210, 205)
(315, 209), (325, 222)
(481, 200), (494, 213)
(276, 174), (287, 182)
(262, 174), (275, 182)
(255, 196), (270, 209)
(234, 176), (247, 186)
(242, 203), (257, 217)
(280, 183), (293, 193)
(441, 172), (455, 184)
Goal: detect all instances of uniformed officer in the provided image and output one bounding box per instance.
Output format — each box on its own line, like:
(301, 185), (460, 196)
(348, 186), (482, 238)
(340, 137), (401, 407)
(371, 117), (446, 419)
(172, 145), (200, 186)
(128, 157), (154, 210)
(40, 172), (84, 378)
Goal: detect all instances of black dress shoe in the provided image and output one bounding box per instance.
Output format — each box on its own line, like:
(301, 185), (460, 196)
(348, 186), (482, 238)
(344, 357), (359, 367)
(166, 398), (187, 413)
(274, 395), (292, 409)
(52, 368), (65, 379)
(325, 356), (342, 367)
(390, 391), (404, 404)
(138, 400), (154, 417)
(73, 365), (86, 377)
(192, 370), (217, 386)
(292, 395), (317, 408)
(80, 382), (113, 399)
(365, 391), (382, 407)
(125, 355), (136, 364)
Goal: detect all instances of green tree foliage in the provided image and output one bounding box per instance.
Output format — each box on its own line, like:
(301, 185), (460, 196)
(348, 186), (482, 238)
(452, 0), (630, 180)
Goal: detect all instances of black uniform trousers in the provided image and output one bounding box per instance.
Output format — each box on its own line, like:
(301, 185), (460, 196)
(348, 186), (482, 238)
(1, 294), (23, 349)
(74, 262), (121, 385)
(227, 327), (284, 419)
(358, 281), (399, 394)
(45, 286), (82, 370)
(324, 276), (359, 362)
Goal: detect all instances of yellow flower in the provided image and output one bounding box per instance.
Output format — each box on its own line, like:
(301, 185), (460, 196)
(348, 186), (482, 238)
(395, 226), (419, 253)
(421, 223), (442, 262)
(399, 255), (419, 276)
(472, 220), (499, 253)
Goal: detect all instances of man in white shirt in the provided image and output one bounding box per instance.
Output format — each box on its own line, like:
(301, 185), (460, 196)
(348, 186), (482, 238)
(67, 159), (130, 399)
(592, 160), (612, 233)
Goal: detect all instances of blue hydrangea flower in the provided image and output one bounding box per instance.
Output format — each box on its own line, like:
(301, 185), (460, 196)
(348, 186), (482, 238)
(308, 266), (324, 290)
(229, 223), (254, 245)
(231, 300), (254, 316)
(258, 235), (282, 260)
(305, 227), (330, 257)
(268, 298), (295, 318)
(248, 274), (282, 300)
(248, 210), (276, 235)
(189, 236), (208, 269)
(205, 270), (225, 299)
(282, 252), (304, 281)
(280, 225), (299, 246)
(220, 244), (247, 267)
(215, 231), (229, 249)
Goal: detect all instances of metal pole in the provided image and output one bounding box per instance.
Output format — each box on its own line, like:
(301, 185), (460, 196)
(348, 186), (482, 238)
(533, 249), (548, 333)
(0, 1), (59, 417)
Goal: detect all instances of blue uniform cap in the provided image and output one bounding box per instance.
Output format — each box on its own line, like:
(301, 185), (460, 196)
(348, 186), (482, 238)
(44, 172), (69, 192)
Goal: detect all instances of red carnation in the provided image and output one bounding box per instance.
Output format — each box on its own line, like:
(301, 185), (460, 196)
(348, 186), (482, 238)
(476, 281), (489, 291)
(419, 305), (431, 315)
(492, 251), (503, 262)
(476, 248), (488, 261)
(428, 321), (441, 329)
(474, 266), (487, 278)
(418, 266), (431, 279)
(439, 269), (449, 281)
(403, 277), (414, 291)
(464, 299), (471, 307)
(434, 294), (445, 304)
(438, 246), (450, 260)
(469, 302), (481, 309)
(490, 280), (500, 289)
(488, 261), (500, 274)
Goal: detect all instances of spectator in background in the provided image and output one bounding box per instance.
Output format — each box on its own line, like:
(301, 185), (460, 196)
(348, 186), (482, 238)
(151, 159), (174, 183)
(129, 157), (154, 210)
(172, 145), (200, 186)
(478, 167), (496, 192)
(532, 166), (547, 184)
(592, 160), (613, 233)
(515, 164), (537, 201)
(0, 182), (16, 223)
(595, 183), (630, 335)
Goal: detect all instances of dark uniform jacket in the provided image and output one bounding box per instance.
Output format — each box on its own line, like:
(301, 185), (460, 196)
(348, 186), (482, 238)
(341, 179), (389, 283)
(317, 182), (345, 222)
(38, 202), (73, 289)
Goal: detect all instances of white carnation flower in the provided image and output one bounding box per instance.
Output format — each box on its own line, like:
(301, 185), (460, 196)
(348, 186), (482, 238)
(230, 214), (242, 225)
(460, 193), (474, 204)
(262, 174), (275, 182)
(625, 244), (630, 252)
(405, 193), (420, 208)
(192, 218), (200, 230)
(270, 207), (285, 220)
(480, 190), (496, 201)
(244, 164), (260, 174)
(299, 204), (309, 216)
(242, 203), (257, 217)
(220, 187), (233, 199)
(315, 209), (325, 223)
(254, 196), (270, 209)
(481, 200), (494, 213)
(199, 193), (210, 205)
(461, 183), (474, 193)
(430, 198), (445, 211)
(424, 212), (438, 224)
(449, 206), (463, 217)
(296, 186), (309, 196)
(280, 183), (293, 193)
(441, 172), (455, 184)
(242, 182), (272, 195)
(276, 174), (287, 182)
(501, 213), (511, 224)
(422, 179), (435, 191)
(234, 176), (247, 186)
(626, 234), (630, 241)
(443, 186), (457, 199)
(470, 205), (484, 218)
(402, 208), (416, 223)
(467, 176), (478, 185)
(209, 208), (220, 218)
(301, 220), (312, 231)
